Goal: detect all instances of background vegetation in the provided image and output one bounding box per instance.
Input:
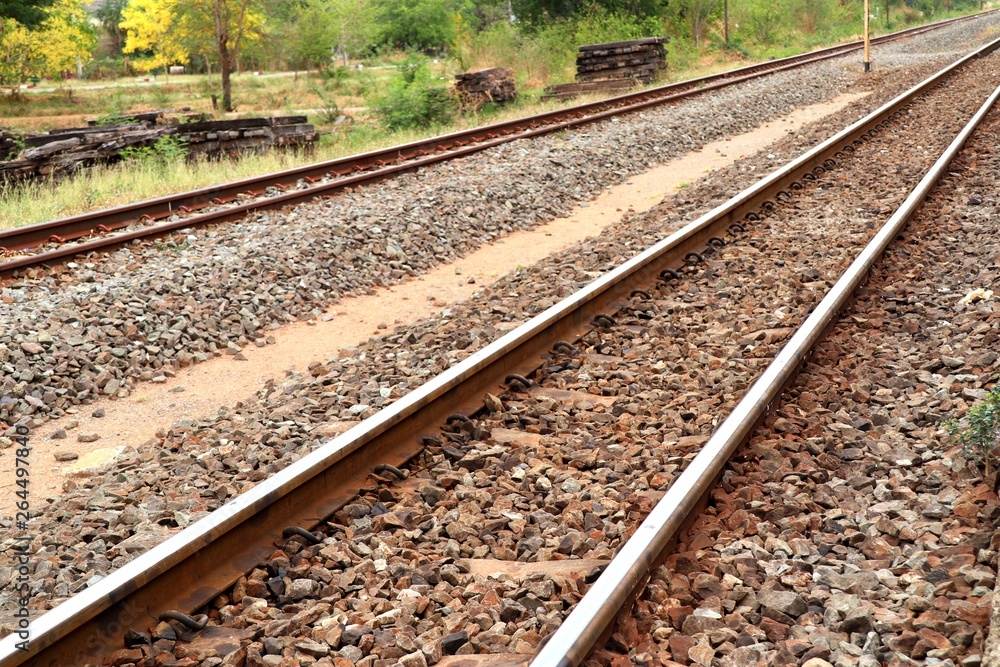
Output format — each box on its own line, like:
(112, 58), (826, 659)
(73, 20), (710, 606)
(2, 0), (988, 93)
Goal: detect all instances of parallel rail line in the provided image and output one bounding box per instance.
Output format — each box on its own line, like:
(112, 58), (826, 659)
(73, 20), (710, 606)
(0, 9), (993, 279)
(2, 31), (998, 667)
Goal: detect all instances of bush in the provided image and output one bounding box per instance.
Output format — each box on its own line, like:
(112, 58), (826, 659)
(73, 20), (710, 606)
(788, 0), (850, 36)
(742, 0), (786, 43)
(948, 382), (1000, 476)
(372, 59), (456, 130)
(119, 134), (188, 164)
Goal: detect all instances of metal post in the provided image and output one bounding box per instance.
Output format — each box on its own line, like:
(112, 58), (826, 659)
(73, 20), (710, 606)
(864, 0), (871, 73)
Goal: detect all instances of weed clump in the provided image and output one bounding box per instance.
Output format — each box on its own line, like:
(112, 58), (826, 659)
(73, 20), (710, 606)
(373, 56), (455, 131)
(119, 134), (188, 164)
(948, 382), (1000, 477)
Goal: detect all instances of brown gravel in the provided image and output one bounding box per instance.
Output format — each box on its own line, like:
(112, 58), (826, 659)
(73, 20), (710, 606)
(0, 91), (866, 516)
(597, 70), (1000, 667)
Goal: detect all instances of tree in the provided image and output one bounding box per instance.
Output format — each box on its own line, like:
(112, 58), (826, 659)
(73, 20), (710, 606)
(376, 0), (468, 51)
(95, 0), (128, 54)
(511, 0), (667, 24)
(326, 0), (380, 65)
(34, 0), (95, 77)
(0, 0), (55, 29)
(1, 0), (93, 85)
(120, 0), (189, 72)
(121, 0), (263, 111)
(286, 0), (334, 69)
(207, 0), (255, 111)
(0, 18), (41, 85)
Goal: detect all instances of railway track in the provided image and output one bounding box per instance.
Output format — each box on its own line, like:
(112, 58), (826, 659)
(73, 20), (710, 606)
(3, 31), (999, 667)
(0, 10), (994, 279)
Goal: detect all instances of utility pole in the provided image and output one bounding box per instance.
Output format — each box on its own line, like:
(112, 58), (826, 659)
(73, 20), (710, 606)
(863, 0), (871, 73)
(885, 0), (890, 28)
(724, 0), (729, 45)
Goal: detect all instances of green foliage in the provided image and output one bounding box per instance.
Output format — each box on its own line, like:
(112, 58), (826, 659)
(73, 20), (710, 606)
(947, 383), (1000, 476)
(319, 64), (351, 86)
(376, 0), (469, 51)
(741, 0), (783, 43)
(664, 0), (720, 45)
(119, 134), (188, 163)
(1, 126), (24, 159)
(571, 6), (663, 45)
(0, 0), (55, 28)
(93, 96), (136, 125)
(786, 0), (850, 35)
(512, 0), (667, 24)
(454, 4), (664, 87)
(309, 83), (342, 124)
(286, 0), (381, 70)
(373, 58), (455, 130)
(94, 0), (127, 53)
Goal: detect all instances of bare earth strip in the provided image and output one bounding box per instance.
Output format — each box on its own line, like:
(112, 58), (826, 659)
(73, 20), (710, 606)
(0, 91), (868, 513)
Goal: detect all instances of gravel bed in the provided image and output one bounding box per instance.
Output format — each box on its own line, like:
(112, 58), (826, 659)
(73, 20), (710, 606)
(30, 47), (1000, 666)
(0, 16), (997, 437)
(606, 94), (1000, 667)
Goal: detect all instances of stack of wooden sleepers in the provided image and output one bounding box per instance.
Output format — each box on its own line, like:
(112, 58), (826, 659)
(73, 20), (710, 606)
(454, 68), (517, 108)
(0, 113), (318, 183)
(543, 36), (669, 100)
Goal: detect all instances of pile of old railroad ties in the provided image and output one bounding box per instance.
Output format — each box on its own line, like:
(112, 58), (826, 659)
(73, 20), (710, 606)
(544, 37), (670, 100)
(0, 111), (318, 183)
(453, 68), (518, 110)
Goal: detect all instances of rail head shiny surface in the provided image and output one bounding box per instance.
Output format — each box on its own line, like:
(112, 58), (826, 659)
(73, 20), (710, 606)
(529, 47), (1000, 667)
(2, 21), (998, 667)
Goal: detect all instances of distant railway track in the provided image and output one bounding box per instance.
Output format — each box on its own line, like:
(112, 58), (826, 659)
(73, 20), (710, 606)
(0, 9), (994, 280)
(3, 29), (998, 667)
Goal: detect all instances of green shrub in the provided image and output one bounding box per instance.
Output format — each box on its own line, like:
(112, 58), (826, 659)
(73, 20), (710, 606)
(372, 59), (455, 130)
(93, 111), (137, 126)
(947, 382), (1000, 476)
(120, 134), (188, 164)
(742, 0), (786, 43)
(309, 85), (342, 125)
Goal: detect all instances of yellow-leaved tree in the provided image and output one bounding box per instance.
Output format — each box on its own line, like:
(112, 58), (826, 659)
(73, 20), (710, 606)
(1, 0), (94, 86)
(120, 0), (189, 73)
(34, 0), (96, 77)
(0, 18), (42, 86)
(120, 0), (264, 112)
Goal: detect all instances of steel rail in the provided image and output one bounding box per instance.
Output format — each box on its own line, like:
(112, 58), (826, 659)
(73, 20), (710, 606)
(530, 70), (1000, 667)
(0, 9), (992, 268)
(2, 32), (998, 667)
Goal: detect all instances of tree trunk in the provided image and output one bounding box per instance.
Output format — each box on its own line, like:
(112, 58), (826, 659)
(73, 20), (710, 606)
(220, 45), (232, 112)
(213, 0), (233, 112)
